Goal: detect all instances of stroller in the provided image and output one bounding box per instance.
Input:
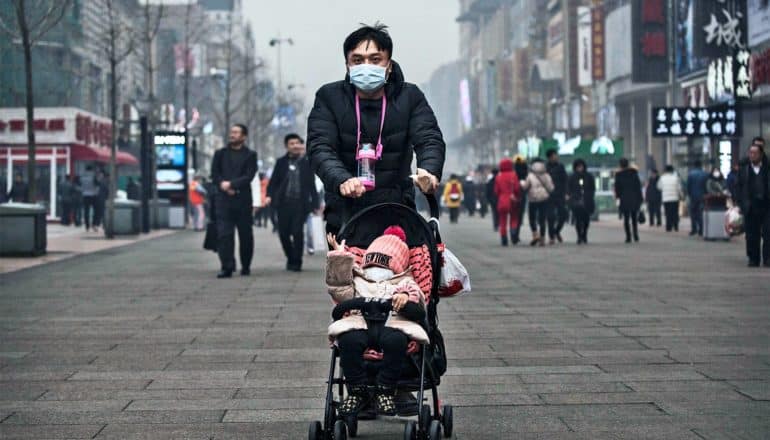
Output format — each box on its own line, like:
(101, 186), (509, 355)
(309, 194), (453, 440)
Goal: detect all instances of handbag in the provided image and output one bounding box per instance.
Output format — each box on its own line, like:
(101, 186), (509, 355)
(637, 210), (646, 224)
(438, 248), (471, 297)
(203, 221), (218, 252)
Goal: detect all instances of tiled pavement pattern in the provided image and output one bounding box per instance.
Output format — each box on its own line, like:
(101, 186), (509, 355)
(0, 217), (768, 439)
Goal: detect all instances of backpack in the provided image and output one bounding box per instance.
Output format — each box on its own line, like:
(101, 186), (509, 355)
(448, 182), (461, 201)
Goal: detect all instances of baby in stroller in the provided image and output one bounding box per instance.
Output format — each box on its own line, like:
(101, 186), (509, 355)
(326, 225), (429, 417)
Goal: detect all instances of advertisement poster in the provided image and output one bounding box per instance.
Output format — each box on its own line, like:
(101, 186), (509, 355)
(154, 131), (187, 196)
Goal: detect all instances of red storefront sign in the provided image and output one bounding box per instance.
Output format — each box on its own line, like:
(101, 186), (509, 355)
(0, 118), (68, 133)
(592, 5), (605, 81)
(75, 114), (112, 148)
(632, 0), (668, 83)
(752, 48), (770, 89)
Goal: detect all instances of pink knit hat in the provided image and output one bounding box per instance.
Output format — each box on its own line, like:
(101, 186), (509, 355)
(363, 226), (410, 274)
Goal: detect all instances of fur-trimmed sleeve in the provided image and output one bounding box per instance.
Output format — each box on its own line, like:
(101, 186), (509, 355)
(326, 250), (356, 303)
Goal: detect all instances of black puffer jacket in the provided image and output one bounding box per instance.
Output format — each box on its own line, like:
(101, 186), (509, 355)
(307, 61), (445, 228)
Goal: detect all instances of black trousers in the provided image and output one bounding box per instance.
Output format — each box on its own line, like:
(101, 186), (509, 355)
(490, 201), (498, 231)
(622, 209), (639, 240)
(689, 199), (704, 234)
(548, 200), (568, 238)
(449, 207), (460, 223)
(664, 201), (679, 231)
(337, 327), (408, 387)
(572, 206), (590, 242)
(83, 195), (97, 229)
(277, 204), (305, 268)
(60, 202), (72, 225)
(215, 197), (254, 272)
(647, 200), (662, 226)
(528, 200), (549, 237)
(745, 201), (770, 264)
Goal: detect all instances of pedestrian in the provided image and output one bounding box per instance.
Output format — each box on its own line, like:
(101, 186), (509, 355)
(6, 173), (29, 203)
(726, 162), (740, 201)
(81, 165), (98, 231)
(513, 155), (529, 244)
(493, 158), (521, 246)
(734, 137), (769, 267)
(442, 174), (463, 223)
(210, 123), (258, 278)
(58, 175), (74, 225)
(71, 175), (83, 227)
(546, 149), (568, 244)
(306, 175), (325, 256)
(567, 159), (595, 245)
(251, 172), (269, 228)
(658, 165), (682, 232)
(478, 171), (488, 219)
(265, 133), (320, 272)
(645, 168), (662, 227)
(520, 158), (554, 247)
(485, 169), (499, 232)
(463, 175), (477, 216)
(126, 177), (141, 201)
(93, 170), (108, 232)
(687, 159), (708, 236)
(307, 22), (444, 238)
(614, 158), (643, 243)
(189, 175), (207, 231)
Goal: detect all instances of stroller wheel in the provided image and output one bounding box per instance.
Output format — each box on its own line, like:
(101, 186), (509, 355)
(419, 405), (432, 433)
(428, 420), (442, 440)
(441, 405), (453, 438)
(308, 421), (323, 440)
(344, 415), (358, 437)
(403, 420), (417, 440)
(333, 419), (347, 440)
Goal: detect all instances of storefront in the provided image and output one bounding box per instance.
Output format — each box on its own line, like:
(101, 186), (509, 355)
(0, 107), (138, 219)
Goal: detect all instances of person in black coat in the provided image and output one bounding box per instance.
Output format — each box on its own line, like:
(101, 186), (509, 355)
(645, 169), (662, 227)
(546, 149), (568, 244)
(513, 156), (529, 242)
(614, 158), (643, 243)
(734, 138), (770, 267)
(266, 134), (320, 272)
(485, 169), (499, 232)
(210, 124), (258, 278)
(463, 176), (477, 216)
(307, 24), (445, 236)
(6, 173), (29, 203)
(567, 159), (595, 244)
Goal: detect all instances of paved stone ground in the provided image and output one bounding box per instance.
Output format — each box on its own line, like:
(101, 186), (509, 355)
(0, 216), (768, 439)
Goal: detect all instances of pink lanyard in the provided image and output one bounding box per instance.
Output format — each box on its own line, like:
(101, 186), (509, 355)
(355, 94), (387, 160)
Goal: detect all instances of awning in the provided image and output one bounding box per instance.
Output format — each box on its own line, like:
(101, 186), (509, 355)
(70, 144), (138, 166)
(531, 59), (563, 83)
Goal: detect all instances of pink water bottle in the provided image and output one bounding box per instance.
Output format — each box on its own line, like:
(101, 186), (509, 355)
(357, 143), (377, 190)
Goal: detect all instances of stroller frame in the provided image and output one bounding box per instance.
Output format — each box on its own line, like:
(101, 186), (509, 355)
(309, 195), (453, 440)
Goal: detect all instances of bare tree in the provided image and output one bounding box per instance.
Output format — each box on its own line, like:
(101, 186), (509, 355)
(0, 0), (71, 203)
(100, 0), (136, 238)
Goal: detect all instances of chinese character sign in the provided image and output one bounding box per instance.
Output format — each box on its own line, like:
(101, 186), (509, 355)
(632, 0), (668, 83)
(652, 105), (742, 138)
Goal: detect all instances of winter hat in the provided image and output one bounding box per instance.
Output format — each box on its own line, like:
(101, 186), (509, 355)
(363, 225), (410, 274)
(499, 157), (514, 172)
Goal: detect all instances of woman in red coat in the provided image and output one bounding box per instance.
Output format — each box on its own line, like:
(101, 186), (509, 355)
(494, 158), (522, 246)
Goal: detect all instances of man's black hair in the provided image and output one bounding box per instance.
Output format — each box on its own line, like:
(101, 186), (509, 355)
(619, 158), (629, 168)
(693, 159), (702, 168)
(546, 148), (558, 158)
(233, 123), (248, 137)
(343, 22), (393, 60)
(284, 133), (303, 146)
(665, 165), (674, 173)
(752, 136), (765, 146)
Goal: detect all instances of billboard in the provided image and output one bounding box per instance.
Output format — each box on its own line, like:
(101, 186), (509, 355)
(632, 0), (669, 83)
(652, 105), (742, 138)
(578, 7), (593, 87)
(154, 132), (187, 196)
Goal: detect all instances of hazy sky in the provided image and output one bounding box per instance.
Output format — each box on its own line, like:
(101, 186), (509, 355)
(243, 0), (460, 103)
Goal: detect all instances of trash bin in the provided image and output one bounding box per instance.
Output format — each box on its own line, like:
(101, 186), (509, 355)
(0, 203), (47, 256)
(150, 198), (170, 228)
(110, 199), (141, 235)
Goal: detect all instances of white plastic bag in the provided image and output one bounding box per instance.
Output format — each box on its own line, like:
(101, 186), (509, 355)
(725, 206), (744, 236)
(310, 215), (326, 251)
(439, 248), (471, 297)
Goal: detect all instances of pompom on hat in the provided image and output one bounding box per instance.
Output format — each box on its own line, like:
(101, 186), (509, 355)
(363, 225), (410, 274)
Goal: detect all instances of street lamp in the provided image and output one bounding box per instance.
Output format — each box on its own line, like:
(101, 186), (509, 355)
(269, 36), (293, 102)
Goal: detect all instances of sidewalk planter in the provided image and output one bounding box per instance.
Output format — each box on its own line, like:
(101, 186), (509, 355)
(110, 199), (141, 235)
(0, 203), (47, 256)
(150, 199), (170, 229)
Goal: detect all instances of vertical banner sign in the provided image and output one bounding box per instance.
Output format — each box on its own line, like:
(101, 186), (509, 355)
(591, 5), (605, 81)
(632, 0), (669, 82)
(734, 49), (751, 99)
(578, 7), (593, 87)
(154, 131), (188, 202)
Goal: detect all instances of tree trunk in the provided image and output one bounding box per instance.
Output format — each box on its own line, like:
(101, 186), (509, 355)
(106, 42), (117, 238)
(17, 0), (37, 204)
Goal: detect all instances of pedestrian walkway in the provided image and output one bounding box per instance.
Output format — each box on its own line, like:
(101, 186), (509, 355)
(0, 219), (768, 439)
(0, 225), (176, 274)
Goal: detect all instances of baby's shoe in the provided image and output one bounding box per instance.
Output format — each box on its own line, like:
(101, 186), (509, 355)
(339, 384), (369, 416)
(374, 385), (397, 416)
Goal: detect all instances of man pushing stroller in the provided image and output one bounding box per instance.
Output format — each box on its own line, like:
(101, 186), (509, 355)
(326, 226), (429, 417)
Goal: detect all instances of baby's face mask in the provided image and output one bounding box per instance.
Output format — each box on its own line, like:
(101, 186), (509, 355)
(364, 266), (394, 282)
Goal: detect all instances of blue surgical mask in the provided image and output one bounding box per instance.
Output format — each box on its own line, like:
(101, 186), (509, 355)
(349, 64), (387, 92)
